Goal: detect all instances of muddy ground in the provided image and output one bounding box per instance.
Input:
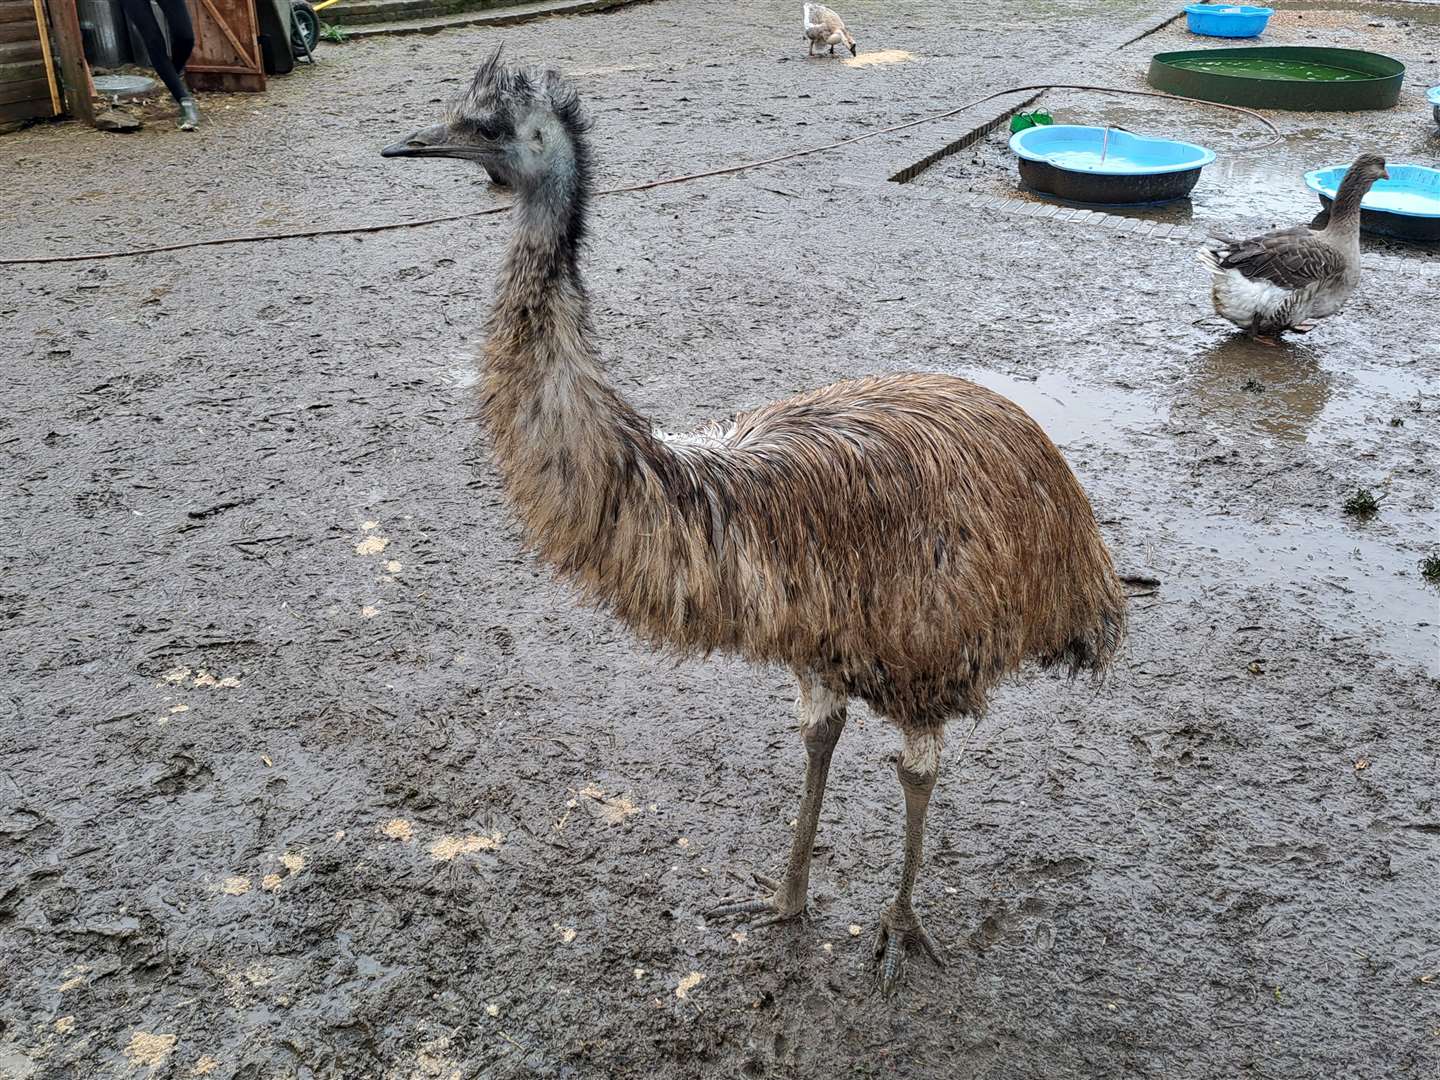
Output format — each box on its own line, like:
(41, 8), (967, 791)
(2, 1), (1439, 1077)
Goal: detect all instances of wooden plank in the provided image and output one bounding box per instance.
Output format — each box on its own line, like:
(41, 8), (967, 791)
(30, 0), (56, 114)
(0, 38), (43, 62)
(0, 74), (52, 103)
(0, 92), (53, 120)
(0, 0), (37, 23)
(0, 58), (47, 81)
(44, 0), (92, 124)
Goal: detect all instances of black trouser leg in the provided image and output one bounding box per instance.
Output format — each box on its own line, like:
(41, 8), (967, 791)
(119, 0), (191, 104)
(154, 0), (195, 79)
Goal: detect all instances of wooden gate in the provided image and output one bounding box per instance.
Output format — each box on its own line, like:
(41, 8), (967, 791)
(184, 0), (264, 92)
(0, 0), (62, 125)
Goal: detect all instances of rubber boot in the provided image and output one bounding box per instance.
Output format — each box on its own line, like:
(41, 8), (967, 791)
(178, 96), (200, 131)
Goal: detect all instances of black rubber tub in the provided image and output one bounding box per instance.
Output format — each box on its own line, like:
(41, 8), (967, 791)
(1312, 196), (1440, 243)
(1148, 46), (1405, 111)
(1017, 158), (1203, 204)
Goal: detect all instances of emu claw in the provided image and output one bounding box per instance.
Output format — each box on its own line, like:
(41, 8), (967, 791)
(873, 908), (945, 995)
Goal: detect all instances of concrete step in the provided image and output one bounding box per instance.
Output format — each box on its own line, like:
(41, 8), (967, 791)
(325, 0), (523, 26)
(328, 0), (650, 33)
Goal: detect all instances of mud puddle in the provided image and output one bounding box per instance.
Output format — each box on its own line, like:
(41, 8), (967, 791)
(961, 367), (1437, 675)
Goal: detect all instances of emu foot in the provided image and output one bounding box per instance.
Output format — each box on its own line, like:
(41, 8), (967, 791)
(707, 873), (806, 927)
(873, 902), (944, 995)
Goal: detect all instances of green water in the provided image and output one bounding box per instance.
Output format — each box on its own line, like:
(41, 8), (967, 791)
(1169, 57), (1370, 81)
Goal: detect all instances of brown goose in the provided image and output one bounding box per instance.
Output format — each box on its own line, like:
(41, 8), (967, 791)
(803, 3), (855, 57)
(1198, 153), (1388, 343)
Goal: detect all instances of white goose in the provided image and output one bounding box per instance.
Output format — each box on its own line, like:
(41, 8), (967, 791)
(803, 3), (856, 57)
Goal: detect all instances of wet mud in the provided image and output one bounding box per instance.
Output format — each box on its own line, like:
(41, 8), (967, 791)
(2, 1), (1439, 1078)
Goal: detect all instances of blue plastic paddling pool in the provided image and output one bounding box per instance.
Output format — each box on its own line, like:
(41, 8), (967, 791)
(1010, 124), (1217, 204)
(1306, 163), (1440, 241)
(1184, 4), (1274, 38)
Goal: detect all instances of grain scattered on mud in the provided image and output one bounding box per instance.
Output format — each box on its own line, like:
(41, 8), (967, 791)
(191, 1056), (220, 1076)
(53, 1016), (75, 1034)
(123, 1031), (177, 1067)
(355, 536), (389, 556)
(675, 972), (705, 1000)
(382, 818), (415, 841)
(428, 832), (503, 861)
(220, 876), (251, 896)
(844, 48), (914, 66)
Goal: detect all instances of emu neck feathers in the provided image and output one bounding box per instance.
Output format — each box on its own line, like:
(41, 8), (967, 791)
(479, 146), (701, 621)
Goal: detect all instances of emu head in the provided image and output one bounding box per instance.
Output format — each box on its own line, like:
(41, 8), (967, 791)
(382, 49), (591, 193)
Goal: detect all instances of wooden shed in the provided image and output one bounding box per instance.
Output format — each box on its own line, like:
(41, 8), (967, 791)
(0, 0), (63, 125)
(1, 0), (265, 130)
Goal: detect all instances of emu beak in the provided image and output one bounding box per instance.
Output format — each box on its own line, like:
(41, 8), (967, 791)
(849, 43), (857, 56)
(1380, 166), (1390, 180)
(382, 122), (462, 159)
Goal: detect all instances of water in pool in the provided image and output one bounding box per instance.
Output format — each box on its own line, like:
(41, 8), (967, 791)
(1169, 57), (1370, 81)
(1357, 190), (1440, 215)
(1046, 150), (1149, 172)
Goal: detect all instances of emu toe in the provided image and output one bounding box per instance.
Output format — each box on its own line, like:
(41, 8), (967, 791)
(874, 903), (945, 995)
(707, 873), (807, 927)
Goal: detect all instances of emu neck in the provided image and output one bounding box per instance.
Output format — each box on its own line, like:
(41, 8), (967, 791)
(480, 134), (666, 576)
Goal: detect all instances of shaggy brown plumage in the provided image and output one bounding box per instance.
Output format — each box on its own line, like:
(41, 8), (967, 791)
(384, 52), (1126, 994)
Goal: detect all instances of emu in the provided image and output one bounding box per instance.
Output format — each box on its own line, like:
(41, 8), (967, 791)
(383, 53), (1126, 993)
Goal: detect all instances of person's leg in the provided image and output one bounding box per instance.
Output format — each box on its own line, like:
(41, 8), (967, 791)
(119, 0), (186, 103)
(154, 0), (195, 77)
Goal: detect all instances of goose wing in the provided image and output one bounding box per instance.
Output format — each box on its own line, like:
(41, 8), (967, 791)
(804, 3), (844, 34)
(1208, 228), (1345, 289)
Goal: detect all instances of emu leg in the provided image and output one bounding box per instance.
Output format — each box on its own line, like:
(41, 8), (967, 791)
(875, 730), (946, 994)
(708, 678), (846, 924)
